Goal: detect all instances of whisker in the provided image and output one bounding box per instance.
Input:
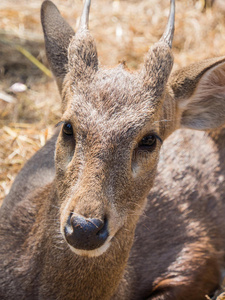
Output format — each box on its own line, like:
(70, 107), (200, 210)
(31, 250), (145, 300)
(113, 236), (122, 251)
(153, 119), (172, 124)
(50, 204), (61, 209)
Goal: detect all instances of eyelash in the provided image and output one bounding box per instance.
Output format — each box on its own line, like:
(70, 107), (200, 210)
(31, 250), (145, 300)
(55, 121), (66, 128)
(137, 133), (162, 151)
(154, 134), (163, 144)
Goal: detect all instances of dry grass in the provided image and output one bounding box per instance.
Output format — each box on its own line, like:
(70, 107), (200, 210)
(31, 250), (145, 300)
(1, 0), (225, 298)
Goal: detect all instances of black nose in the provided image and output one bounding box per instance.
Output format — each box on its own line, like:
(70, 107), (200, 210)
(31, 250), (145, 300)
(64, 214), (109, 251)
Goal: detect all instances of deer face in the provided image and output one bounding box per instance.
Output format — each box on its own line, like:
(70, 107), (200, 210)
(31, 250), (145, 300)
(56, 67), (169, 256)
(42, 0), (175, 257)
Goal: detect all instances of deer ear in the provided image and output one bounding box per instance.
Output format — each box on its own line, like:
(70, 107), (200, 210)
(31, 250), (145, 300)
(41, 0), (75, 92)
(170, 57), (225, 130)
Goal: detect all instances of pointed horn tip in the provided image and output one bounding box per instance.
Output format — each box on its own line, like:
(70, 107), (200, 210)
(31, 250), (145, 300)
(79, 0), (92, 31)
(161, 0), (175, 48)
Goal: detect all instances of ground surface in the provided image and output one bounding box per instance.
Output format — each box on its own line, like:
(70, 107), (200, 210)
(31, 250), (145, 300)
(1, 0), (225, 298)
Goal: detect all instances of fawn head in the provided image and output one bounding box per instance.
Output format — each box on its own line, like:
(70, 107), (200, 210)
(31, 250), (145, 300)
(41, 0), (225, 257)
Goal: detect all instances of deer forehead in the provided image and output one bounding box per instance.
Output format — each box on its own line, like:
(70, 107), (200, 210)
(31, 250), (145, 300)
(62, 66), (163, 141)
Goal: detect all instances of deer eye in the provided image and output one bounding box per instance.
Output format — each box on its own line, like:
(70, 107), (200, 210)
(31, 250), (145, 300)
(138, 134), (159, 151)
(63, 122), (73, 136)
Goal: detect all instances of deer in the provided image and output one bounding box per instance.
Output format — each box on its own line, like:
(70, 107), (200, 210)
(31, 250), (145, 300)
(1, 0), (225, 299)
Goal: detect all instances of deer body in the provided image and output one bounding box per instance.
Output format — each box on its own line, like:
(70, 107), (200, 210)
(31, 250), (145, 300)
(1, 1), (225, 299)
(1, 128), (225, 300)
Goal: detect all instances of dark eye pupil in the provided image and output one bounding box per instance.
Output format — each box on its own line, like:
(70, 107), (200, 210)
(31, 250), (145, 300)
(63, 123), (73, 135)
(141, 135), (156, 147)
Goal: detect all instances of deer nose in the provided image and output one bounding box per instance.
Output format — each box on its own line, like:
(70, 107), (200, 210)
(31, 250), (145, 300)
(64, 214), (109, 251)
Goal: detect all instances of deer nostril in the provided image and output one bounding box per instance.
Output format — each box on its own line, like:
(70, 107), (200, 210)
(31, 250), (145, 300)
(64, 214), (109, 251)
(96, 217), (108, 239)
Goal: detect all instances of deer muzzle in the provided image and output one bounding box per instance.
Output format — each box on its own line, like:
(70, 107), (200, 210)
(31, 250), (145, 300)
(64, 213), (109, 251)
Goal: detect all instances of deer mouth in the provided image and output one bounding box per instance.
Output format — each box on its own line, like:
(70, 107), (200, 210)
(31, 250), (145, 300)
(67, 237), (113, 257)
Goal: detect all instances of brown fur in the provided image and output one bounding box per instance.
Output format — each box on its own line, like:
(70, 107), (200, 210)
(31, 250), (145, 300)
(1, 1), (225, 299)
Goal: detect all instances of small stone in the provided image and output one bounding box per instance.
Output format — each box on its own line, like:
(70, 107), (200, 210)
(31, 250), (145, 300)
(9, 83), (27, 93)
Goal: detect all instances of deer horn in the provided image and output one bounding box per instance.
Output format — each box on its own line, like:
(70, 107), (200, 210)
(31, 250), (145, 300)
(160, 0), (175, 48)
(68, 0), (98, 84)
(78, 0), (91, 31)
(141, 0), (175, 102)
